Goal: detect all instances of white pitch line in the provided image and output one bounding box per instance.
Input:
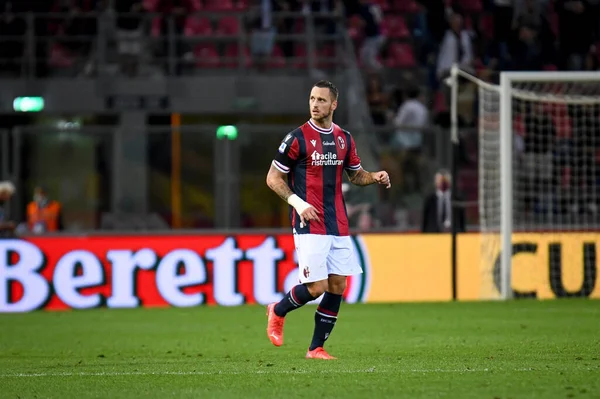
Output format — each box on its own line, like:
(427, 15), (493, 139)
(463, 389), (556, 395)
(0, 368), (537, 378)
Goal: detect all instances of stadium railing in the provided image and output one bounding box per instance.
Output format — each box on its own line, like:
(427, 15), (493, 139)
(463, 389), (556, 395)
(6, 124), (448, 233)
(0, 10), (349, 78)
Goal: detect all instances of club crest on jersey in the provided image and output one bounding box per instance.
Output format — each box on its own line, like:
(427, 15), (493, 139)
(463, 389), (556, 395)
(337, 136), (345, 149)
(310, 139), (317, 147)
(303, 266), (310, 278)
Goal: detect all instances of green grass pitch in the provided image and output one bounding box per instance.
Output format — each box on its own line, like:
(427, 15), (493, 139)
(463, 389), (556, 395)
(0, 300), (598, 398)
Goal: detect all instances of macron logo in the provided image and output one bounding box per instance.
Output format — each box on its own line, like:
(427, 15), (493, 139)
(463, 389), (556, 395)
(310, 151), (344, 166)
(310, 140), (317, 146)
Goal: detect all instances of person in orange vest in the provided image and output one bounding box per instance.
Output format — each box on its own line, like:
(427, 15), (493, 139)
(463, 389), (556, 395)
(27, 186), (63, 233)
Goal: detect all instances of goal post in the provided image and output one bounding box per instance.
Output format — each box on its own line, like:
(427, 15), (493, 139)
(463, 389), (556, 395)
(450, 66), (600, 300)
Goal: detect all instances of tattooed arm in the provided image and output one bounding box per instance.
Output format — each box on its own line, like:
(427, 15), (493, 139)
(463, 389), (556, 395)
(266, 164), (320, 226)
(346, 168), (391, 188)
(266, 164), (295, 201)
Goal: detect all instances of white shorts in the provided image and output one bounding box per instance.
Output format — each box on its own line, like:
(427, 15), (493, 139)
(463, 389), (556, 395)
(294, 234), (363, 284)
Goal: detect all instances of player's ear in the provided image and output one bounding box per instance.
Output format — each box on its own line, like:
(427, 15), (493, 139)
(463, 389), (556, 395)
(331, 100), (338, 111)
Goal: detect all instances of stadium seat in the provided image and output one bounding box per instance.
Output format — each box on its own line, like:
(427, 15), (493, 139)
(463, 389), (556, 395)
(143, 0), (158, 11)
(235, 0), (248, 9)
(552, 114), (572, 138)
(216, 16), (240, 36)
(316, 44), (336, 69)
(381, 15), (409, 39)
(49, 43), (75, 68)
(267, 44), (286, 69)
(223, 43), (252, 68)
(151, 17), (161, 37)
(184, 16), (213, 36)
(384, 42), (416, 68)
(292, 44), (307, 69)
(204, 0), (233, 10)
(457, 0), (483, 12)
(347, 15), (364, 41)
(390, 0), (419, 13)
(294, 17), (306, 33)
(194, 43), (220, 68)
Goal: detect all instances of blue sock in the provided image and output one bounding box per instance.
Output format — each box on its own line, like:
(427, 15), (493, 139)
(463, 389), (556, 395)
(274, 284), (315, 317)
(309, 292), (342, 350)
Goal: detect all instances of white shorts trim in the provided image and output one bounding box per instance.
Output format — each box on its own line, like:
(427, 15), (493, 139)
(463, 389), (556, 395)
(293, 234), (363, 284)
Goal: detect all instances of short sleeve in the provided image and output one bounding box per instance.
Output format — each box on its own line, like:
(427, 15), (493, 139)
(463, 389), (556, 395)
(272, 132), (300, 174)
(345, 134), (362, 171)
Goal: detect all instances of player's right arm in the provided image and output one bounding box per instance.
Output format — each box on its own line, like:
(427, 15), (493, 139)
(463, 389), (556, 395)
(266, 132), (320, 226)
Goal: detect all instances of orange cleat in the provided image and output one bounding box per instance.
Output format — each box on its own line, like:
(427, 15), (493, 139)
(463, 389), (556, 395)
(305, 347), (337, 360)
(266, 303), (285, 347)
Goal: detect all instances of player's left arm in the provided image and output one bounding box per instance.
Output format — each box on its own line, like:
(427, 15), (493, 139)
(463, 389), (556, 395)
(346, 168), (391, 188)
(344, 133), (391, 188)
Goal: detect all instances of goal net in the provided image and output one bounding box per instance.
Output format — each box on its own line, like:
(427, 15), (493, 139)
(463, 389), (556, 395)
(452, 68), (600, 300)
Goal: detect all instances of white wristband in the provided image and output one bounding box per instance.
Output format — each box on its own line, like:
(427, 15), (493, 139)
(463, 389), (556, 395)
(287, 194), (311, 215)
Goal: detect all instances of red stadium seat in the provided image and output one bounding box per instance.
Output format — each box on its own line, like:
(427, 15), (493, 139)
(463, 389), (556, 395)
(294, 17), (306, 33)
(457, 0), (483, 12)
(205, 0), (233, 10)
(552, 114), (572, 138)
(391, 0), (419, 13)
(317, 44), (336, 69)
(347, 15), (363, 41)
(385, 42), (416, 68)
(185, 16), (213, 36)
(223, 44), (252, 68)
(143, 0), (159, 11)
(194, 43), (220, 68)
(292, 44), (307, 68)
(216, 16), (240, 36)
(267, 44), (286, 69)
(381, 15), (409, 39)
(49, 43), (75, 68)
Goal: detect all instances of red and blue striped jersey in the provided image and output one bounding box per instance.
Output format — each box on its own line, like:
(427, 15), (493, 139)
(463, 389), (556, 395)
(272, 119), (362, 236)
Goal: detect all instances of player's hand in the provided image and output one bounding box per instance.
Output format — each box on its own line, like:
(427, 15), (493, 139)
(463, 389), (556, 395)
(372, 171), (391, 189)
(299, 205), (320, 228)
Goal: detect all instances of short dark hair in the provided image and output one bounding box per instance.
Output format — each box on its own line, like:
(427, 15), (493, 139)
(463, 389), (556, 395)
(313, 80), (339, 101)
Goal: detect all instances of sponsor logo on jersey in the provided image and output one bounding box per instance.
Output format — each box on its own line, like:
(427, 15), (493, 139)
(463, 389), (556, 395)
(310, 151), (344, 166)
(310, 139), (317, 147)
(284, 133), (293, 143)
(278, 143), (287, 153)
(322, 141), (335, 146)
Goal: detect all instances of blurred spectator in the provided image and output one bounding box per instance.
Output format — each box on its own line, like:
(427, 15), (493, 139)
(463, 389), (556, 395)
(0, 181), (16, 237)
(508, 24), (543, 71)
(436, 11), (474, 81)
(421, 170), (465, 233)
(357, 0), (384, 71)
(392, 86), (429, 150)
(251, 0), (277, 66)
(556, 0), (597, 70)
(115, 0), (144, 76)
(416, 0), (451, 59)
(366, 73), (388, 125)
(26, 186), (64, 234)
(0, 2), (26, 76)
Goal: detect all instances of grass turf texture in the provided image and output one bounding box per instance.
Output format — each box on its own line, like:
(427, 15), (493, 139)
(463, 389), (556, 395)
(0, 300), (598, 399)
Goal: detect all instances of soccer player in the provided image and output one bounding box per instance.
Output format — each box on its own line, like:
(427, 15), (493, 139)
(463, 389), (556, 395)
(265, 80), (391, 359)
